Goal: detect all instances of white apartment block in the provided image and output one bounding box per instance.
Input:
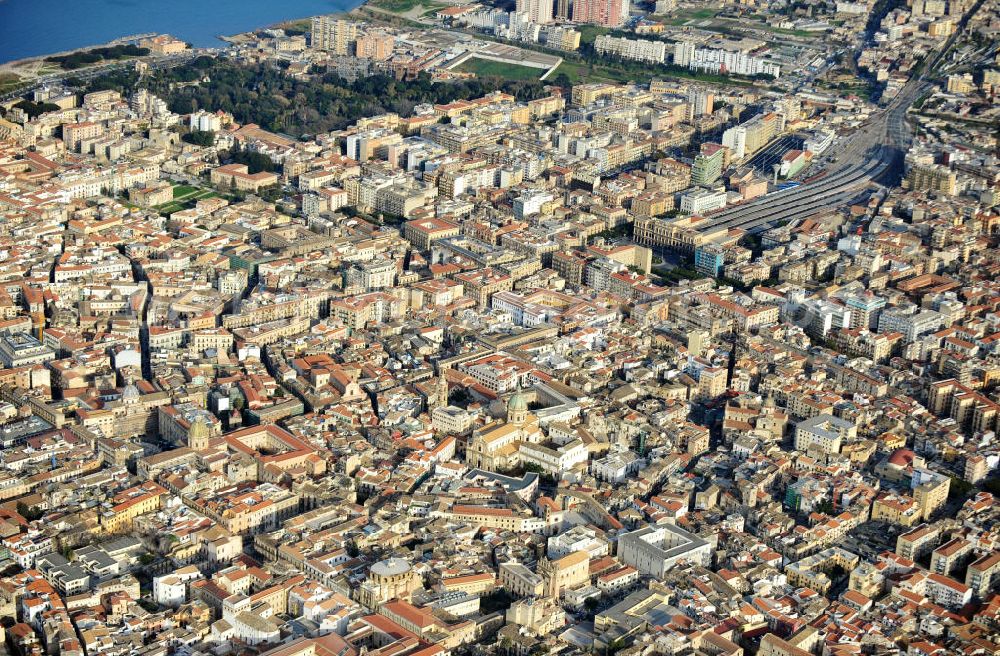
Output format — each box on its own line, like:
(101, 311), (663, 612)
(595, 35), (667, 64)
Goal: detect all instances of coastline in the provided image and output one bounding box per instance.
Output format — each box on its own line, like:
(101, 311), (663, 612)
(0, 10), (325, 69)
(0, 0), (365, 68)
(0, 6), (358, 94)
(0, 34), (156, 71)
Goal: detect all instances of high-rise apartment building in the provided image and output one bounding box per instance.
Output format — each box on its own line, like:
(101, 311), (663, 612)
(906, 162), (958, 196)
(355, 31), (395, 60)
(722, 112), (780, 160)
(686, 86), (714, 119)
(516, 0), (554, 24)
(691, 143), (726, 185)
(572, 0), (626, 27)
(311, 16), (357, 55)
(911, 467), (950, 521)
(722, 125), (747, 160)
(674, 40), (696, 66)
(697, 366), (727, 401)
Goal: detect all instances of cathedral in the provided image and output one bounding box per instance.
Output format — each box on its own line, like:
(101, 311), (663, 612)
(465, 388), (543, 472)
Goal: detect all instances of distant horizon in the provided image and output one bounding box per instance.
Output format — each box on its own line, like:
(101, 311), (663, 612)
(0, 0), (359, 64)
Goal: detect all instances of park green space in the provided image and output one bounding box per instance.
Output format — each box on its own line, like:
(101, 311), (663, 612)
(155, 184), (221, 215)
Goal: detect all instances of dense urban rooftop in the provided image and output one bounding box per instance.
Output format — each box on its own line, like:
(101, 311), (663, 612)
(0, 1), (998, 656)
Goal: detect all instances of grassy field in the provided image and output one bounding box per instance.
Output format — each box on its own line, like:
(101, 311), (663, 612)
(0, 73), (23, 94)
(172, 185), (199, 199)
(276, 18), (312, 33)
(354, 5), (427, 28)
(816, 80), (873, 100)
(577, 25), (611, 45)
(555, 60), (631, 85)
(369, 0), (444, 14)
(653, 264), (705, 285)
(457, 57), (545, 80)
(836, 85), (873, 100)
(663, 7), (719, 24)
(155, 201), (187, 215)
(156, 184), (221, 215)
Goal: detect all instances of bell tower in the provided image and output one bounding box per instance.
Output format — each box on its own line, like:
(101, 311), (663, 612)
(435, 374), (449, 409)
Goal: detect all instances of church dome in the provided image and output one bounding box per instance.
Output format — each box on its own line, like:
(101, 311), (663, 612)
(189, 416), (211, 440)
(508, 388), (528, 414)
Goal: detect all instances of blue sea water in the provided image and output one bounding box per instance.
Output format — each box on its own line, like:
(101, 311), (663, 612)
(0, 0), (361, 64)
